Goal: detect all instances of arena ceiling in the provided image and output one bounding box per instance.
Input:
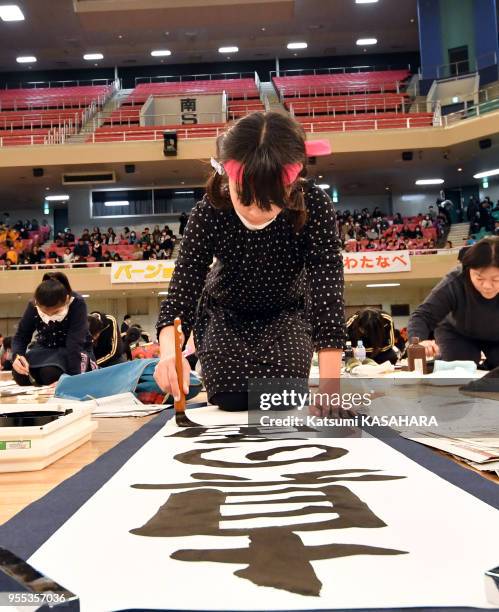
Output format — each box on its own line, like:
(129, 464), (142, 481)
(0, 0), (420, 72)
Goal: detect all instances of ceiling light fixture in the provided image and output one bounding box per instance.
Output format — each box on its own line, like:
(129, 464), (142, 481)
(287, 42), (308, 50)
(366, 283), (401, 288)
(0, 4), (24, 21)
(45, 195), (69, 201)
(218, 46), (239, 53)
(151, 49), (171, 57)
(16, 56), (37, 64)
(415, 178), (444, 185)
(158, 291), (168, 295)
(356, 38), (377, 45)
(104, 201), (130, 207)
(473, 168), (499, 179)
(83, 53), (103, 61)
(356, 0), (379, 3)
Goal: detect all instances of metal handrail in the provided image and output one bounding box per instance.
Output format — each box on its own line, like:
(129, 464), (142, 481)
(270, 64), (412, 78)
(134, 71), (256, 86)
(2, 78), (114, 90)
(0, 246), (460, 273)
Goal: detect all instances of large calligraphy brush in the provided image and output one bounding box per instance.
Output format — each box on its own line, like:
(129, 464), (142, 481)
(173, 317), (199, 427)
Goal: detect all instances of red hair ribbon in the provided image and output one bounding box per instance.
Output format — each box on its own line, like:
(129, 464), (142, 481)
(223, 139), (331, 186)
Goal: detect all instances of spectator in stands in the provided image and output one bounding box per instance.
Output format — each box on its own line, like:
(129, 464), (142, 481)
(142, 243), (153, 260)
(88, 312), (125, 368)
(408, 237), (499, 368)
(121, 227), (131, 241)
(31, 219), (39, 231)
(48, 250), (63, 264)
(91, 240), (103, 262)
(64, 228), (75, 245)
(5, 244), (19, 265)
(54, 232), (65, 247)
(152, 225), (162, 242)
(74, 238), (90, 260)
(428, 205), (437, 220)
(63, 248), (74, 264)
(81, 228), (91, 243)
(2, 260), (12, 271)
(91, 227), (102, 242)
(179, 211), (189, 236)
(104, 228), (119, 245)
(29, 245), (46, 265)
(140, 228), (152, 244)
(393, 213), (404, 225)
(112, 253), (122, 262)
(365, 239), (376, 250)
(12, 272), (95, 386)
(401, 224), (416, 239)
(41, 219), (50, 237)
(128, 230), (138, 244)
(446, 240), (453, 249)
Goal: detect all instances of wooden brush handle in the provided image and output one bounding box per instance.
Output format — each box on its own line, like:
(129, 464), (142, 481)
(173, 317), (186, 412)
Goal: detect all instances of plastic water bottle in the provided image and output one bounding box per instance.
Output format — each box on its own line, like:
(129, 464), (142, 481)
(354, 340), (366, 362)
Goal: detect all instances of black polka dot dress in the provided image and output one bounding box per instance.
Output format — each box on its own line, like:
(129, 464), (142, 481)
(156, 184), (346, 401)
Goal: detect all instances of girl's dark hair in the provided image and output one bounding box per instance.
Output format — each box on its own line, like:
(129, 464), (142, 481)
(347, 307), (390, 357)
(88, 312), (108, 337)
(462, 237), (499, 274)
(2, 336), (12, 350)
(34, 272), (72, 307)
(206, 111), (308, 231)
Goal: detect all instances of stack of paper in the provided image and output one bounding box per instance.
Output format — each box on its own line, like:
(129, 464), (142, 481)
(48, 392), (169, 418)
(401, 430), (499, 473)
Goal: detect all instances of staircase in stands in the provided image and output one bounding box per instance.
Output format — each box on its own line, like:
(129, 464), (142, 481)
(446, 222), (470, 245)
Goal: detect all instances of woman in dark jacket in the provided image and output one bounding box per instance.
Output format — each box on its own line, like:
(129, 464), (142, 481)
(12, 272), (95, 385)
(408, 237), (499, 367)
(88, 312), (125, 368)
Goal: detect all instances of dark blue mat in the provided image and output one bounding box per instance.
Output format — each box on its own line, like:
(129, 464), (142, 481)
(0, 409), (497, 612)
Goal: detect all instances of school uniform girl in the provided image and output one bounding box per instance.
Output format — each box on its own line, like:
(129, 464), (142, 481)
(12, 272), (95, 385)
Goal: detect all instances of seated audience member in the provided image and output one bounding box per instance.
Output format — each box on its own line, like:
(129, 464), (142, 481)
(140, 228), (151, 244)
(112, 253), (122, 262)
(5, 245), (18, 265)
(74, 238), (90, 259)
(0, 336), (13, 371)
(88, 312), (125, 368)
(393, 213), (404, 225)
(48, 250), (63, 264)
(346, 308), (398, 365)
(12, 272), (95, 385)
(446, 240), (453, 249)
(408, 237), (499, 368)
(81, 228), (91, 243)
(29, 245), (46, 265)
(91, 241), (103, 261)
(142, 244), (153, 260)
(394, 328), (407, 354)
(121, 226), (131, 241)
(128, 230), (138, 244)
(63, 248), (74, 264)
(64, 228), (75, 245)
(365, 239), (376, 250)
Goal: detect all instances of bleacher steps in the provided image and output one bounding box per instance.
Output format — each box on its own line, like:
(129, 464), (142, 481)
(447, 222), (470, 245)
(259, 81), (288, 115)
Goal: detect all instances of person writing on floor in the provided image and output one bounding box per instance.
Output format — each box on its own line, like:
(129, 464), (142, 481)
(346, 308), (398, 365)
(408, 237), (499, 368)
(12, 272), (96, 385)
(154, 111), (346, 411)
(88, 311), (126, 368)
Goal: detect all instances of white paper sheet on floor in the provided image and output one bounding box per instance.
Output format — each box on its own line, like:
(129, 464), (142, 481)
(29, 406), (498, 612)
